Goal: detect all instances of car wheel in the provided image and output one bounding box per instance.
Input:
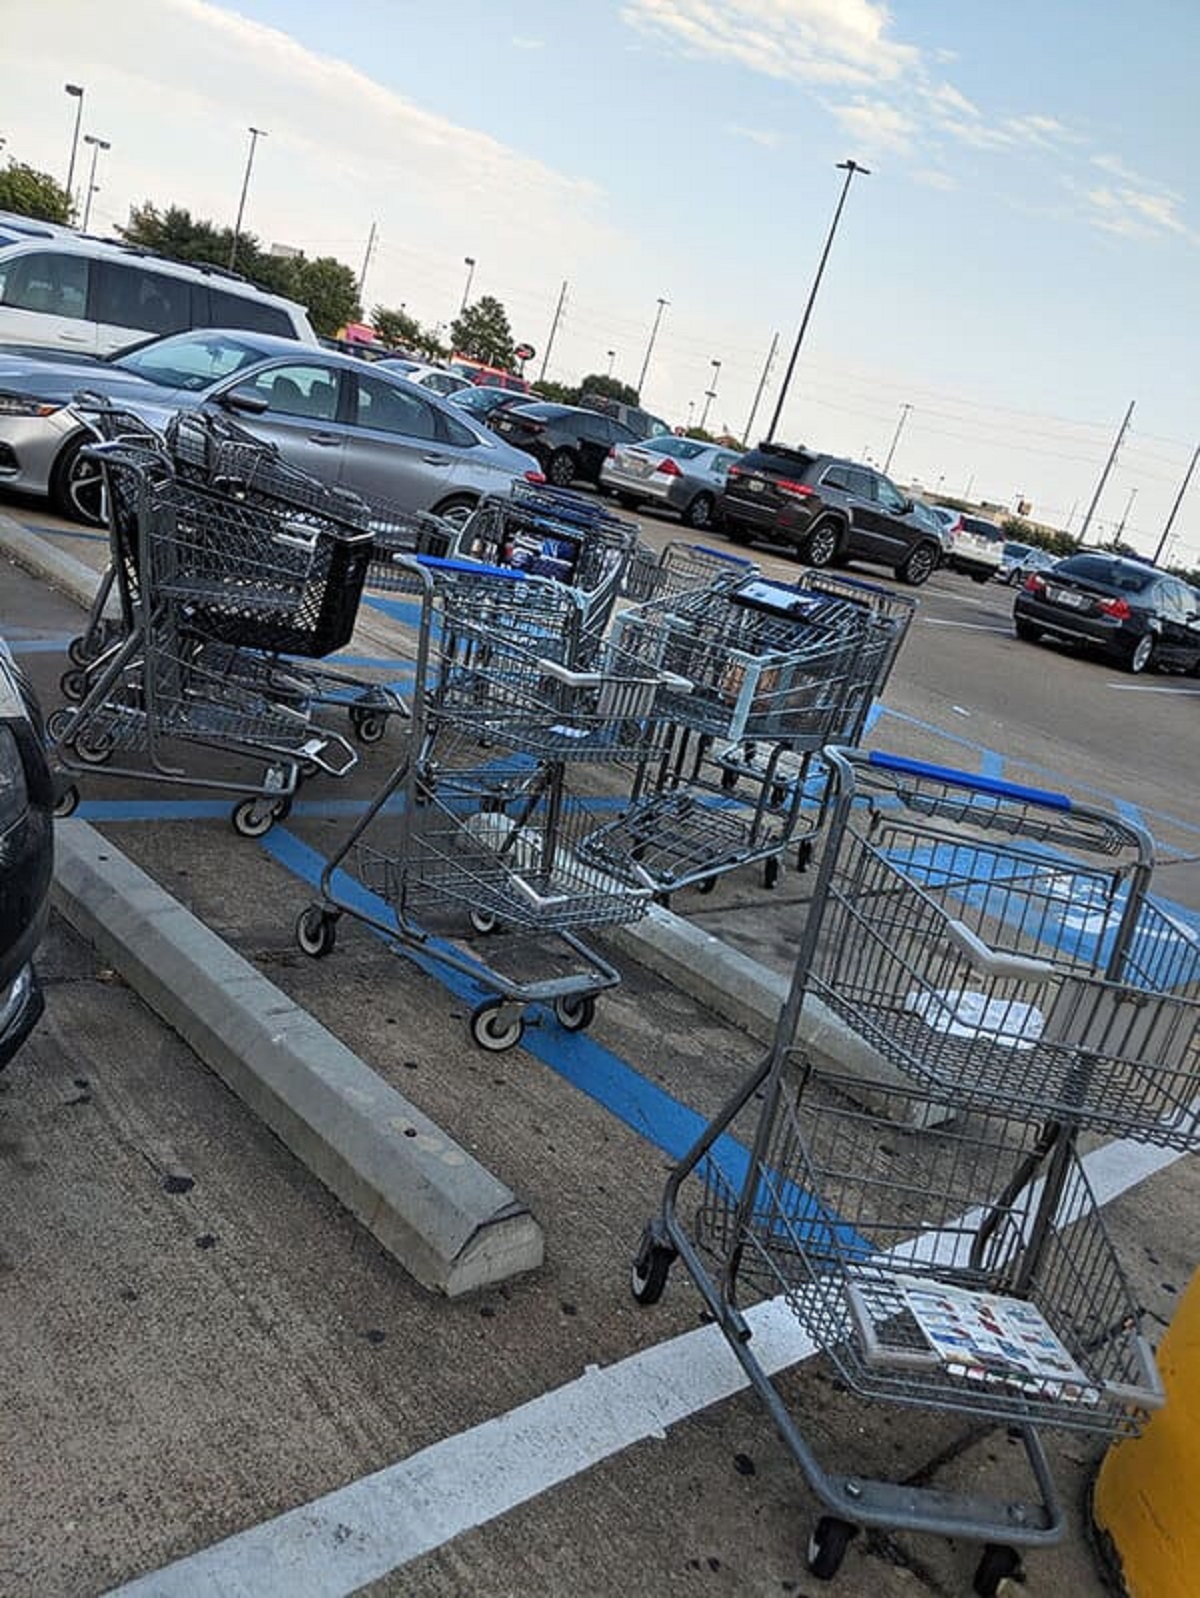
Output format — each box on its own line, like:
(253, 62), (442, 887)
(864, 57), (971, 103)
(896, 541), (939, 586)
(1127, 633), (1156, 674)
(430, 494), (478, 535)
(682, 492), (714, 530)
(1014, 619), (1041, 643)
(723, 520), (754, 546)
(799, 520), (840, 567)
(51, 433), (106, 526)
(547, 449), (577, 488)
(615, 492), (640, 510)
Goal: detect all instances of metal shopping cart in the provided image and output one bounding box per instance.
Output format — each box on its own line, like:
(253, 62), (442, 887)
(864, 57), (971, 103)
(53, 462), (369, 833)
(629, 749), (1187, 1591)
(576, 575), (906, 894)
(295, 554), (684, 1049)
(621, 539), (759, 604)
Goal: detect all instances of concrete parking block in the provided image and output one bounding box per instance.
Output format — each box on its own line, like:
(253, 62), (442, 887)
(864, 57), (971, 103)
(51, 818), (544, 1296)
(0, 514), (101, 610)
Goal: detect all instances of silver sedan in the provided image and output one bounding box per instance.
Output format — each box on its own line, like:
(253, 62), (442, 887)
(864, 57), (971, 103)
(600, 435), (740, 531)
(0, 329), (542, 527)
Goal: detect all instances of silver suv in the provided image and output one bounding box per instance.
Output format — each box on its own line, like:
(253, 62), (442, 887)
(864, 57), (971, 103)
(0, 234), (315, 355)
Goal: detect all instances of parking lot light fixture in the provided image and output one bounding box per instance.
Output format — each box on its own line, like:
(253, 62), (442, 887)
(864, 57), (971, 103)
(606, 349), (616, 377)
(637, 296), (669, 398)
(229, 126), (267, 272)
(80, 134), (109, 232)
(63, 84), (84, 216)
(767, 158), (869, 441)
(461, 256), (476, 313)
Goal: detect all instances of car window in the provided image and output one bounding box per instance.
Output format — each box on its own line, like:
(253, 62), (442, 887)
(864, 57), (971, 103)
(847, 467), (874, 500)
(240, 362), (339, 420)
(438, 410), (478, 448)
(114, 331), (269, 389)
(961, 516), (1004, 541)
(874, 474), (907, 513)
(712, 452), (738, 475)
(93, 261), (191, 336)
(423, 372), (461, 394)
(575, 412), (611, 442)
(821, 464), (850, 491)
(1057, 554), (1155, 592)
(209, 288), (294, 338)
(649, 437), (705, 462)
(353, 372), (437, 439)
(0, 250), (89, 320)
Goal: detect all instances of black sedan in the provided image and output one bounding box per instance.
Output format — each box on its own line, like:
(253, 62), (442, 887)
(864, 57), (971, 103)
(1013, 553), (1200, 674)
(0, 639), (53, 1070)
(488, 403), (637, 488)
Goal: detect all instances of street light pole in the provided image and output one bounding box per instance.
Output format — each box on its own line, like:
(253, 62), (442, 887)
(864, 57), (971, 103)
(80, 134), (109, 232)
(538, 279), (568, 382)
(229, 126), (266, 271)
(743, 332), (778, 446)
(606, 349), (616, 378)
(460, 256), (476, 313)
(1076, 399), (1135, 546)
(699, 358), (721, 431)
(1152, 442), (1200, 566)
(63, 84), (84, 219)
(883, 402), (912, 475)
(636, 296), (668, 398)
(767, 158), (870, 441)
(1113, 486), (1138, 545)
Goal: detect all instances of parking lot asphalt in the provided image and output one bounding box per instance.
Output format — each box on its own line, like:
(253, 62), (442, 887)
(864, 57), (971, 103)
(2, 498), (1199, 1598)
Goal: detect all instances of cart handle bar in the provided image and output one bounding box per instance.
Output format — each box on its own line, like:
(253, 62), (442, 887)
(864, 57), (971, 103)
(866, 750), (1072, 811)
(808, 571), (914, 602)
(415, 553), (526, 581)
(685, 544), (754, 565)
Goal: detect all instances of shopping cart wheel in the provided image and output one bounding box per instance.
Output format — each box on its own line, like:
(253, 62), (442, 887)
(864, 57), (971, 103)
(74, 731), (113, 766)
(806, 1516), (858, 1580)
(46, 707), (76, 743)
(67, 636), (93, 668)
(695, 875), (718, 895)
(553, 993), (596, 1033)
(796, 839), (814, 873)
(231, 797), (281, 838)
(53, 783), (80, 819)
(59, 668), (89, 703)
(630, 1226), (675, 1305)
(719, 768), (738, 793)
(295, 905), (338, 959)
(973, 1544), (1022, 1597)
(762, 857), (780, 890)
(469, 909), (500, 935)
(350, 707), (387, 745)
(469, 1000), (525, 1053)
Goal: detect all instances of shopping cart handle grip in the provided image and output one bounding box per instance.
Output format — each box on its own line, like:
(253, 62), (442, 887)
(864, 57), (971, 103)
(416, 554), (526, 581)
(536, 659), (601, 687)
(945, 919), (1056, 981)
(866, 751), (1072, 810)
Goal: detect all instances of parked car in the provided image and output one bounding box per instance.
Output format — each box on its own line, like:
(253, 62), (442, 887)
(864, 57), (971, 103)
(1013, 553), (1200, 674)
(600, 435), (739, 529)
(0, 328), (542, 527)
(488, 402), (637, 488)
(946, 513), (1004, 583)
(912, 501), (954, 561)
(578, 392), (671, 442)
(449, 359), (531, 394)
(1000, 542), (1057, 585)
(0, 234), (316, 355)
(372, 358), (471, 397)
(0, 211), (74, 249)
(718, 443), (942, 585)
(0, 638), (53, 1071)
(928, 504), (964, 556)
(449, 385), (532, 424)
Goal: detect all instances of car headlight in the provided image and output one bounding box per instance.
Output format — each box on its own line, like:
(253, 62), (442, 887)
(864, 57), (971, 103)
(0, 393), (62, 418)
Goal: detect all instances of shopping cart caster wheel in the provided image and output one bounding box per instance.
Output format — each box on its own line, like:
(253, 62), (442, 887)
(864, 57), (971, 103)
(630, 1227), (675, 1305)
(231, 797), (278, 838)
(973, 1544), (1023, 1596)
(295, 906), (338, 959)
(762, 857), (780, 890)
(75, 732), (113, 766)
(350, 707), (387, 745)
(719, 768), (738, 793)
(695, 875), (718, 896)
(796, 839), (814, 873)
(469, 909), (500, 935)
(67, 636), (92, 668)
(470, 1000), (525, 1053)
(553, 993), (596, 1033)
(53, 783), (80, 819)
(806, 1516), (858, 1580)
(59, 668), (89, 703)
(46, 707), (76, 743)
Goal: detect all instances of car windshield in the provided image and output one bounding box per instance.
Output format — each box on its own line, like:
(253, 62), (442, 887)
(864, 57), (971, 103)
(1057, 555), (1156, 593)
(643, 437), (705, 461)
(112, 331), (272, 391)
(961, 517), (1003, 540)
(453, 387), (510, 413)
(1004, 543), (1032, 560)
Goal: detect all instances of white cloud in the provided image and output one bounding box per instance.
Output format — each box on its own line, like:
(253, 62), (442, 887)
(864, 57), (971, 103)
(828, 98), (915, 154)
(1083, 183), (1195, 242)
(725, 123), (781, 148)
(511, 36), (545, 50)
(912, 168), (957, 192)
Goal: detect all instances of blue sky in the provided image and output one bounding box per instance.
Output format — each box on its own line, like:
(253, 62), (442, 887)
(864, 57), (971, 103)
(2, 0), (1198, 561)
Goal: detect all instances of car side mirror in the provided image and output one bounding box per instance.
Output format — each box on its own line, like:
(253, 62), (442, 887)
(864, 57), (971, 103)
(218, 385), (270, 415)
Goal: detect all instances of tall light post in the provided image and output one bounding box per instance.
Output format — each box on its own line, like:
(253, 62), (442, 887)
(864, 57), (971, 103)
(883, 402), (912, 475)
(1153, 442), (1200, 566)
(80, 134), (109, 232)
(699, 358), (722, 431)
(767, 158), (870, 440)
(460, 256), (476, 313)
(686, 399), (695, 430)
(63, 84), (84, 218)
(606, 349), (616, 378)
(637, 296), (668, 398)
(228, 126), (267, 271)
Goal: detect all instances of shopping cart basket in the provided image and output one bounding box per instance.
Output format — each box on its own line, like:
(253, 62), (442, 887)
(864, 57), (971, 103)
(621, 539), (758, 604)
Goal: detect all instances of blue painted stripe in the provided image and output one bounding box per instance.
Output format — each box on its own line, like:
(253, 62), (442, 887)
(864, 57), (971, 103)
(10, 636), (76, 654)
(261, 825), (869, 1256)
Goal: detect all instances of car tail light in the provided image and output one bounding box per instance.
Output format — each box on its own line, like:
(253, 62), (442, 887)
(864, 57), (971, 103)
(1100, 596), (1131, 619)
(606, 446), (616, 459)
(777, 478), (815, 498)
(523, 469), (546, 484)
(655, 458), (682, 477)
(727, 465), (742, 479)
(1023, 573), (1046, 594)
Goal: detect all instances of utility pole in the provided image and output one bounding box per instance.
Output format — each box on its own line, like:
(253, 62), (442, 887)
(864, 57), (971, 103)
(743, 332), (778, 445)
(1152, 442), (1199, 566)
(538, 279), (568, 382)
(883, 402), (912, 475)
(357, 220), (377, 302)
(637, 296), (669, 398)
(1076, 400), (1135, 547)
(1113, 486), (1138, 544)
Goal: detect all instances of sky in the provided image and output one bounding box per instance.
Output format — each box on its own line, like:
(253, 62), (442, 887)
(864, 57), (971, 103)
(2, 0), (1199, 564)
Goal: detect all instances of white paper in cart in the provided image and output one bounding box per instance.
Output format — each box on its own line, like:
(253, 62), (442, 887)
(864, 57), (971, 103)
(904, 987), (1046, 1050)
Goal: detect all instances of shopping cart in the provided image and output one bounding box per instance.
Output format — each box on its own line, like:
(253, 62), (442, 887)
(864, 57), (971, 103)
(621, 539), (758, 604)
(295, 554), (682, 1049)
(577, 576), (904, 893)
(629, 750), (1180, 1590)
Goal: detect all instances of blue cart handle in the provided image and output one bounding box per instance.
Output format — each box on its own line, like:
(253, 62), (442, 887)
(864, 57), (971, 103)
(686, 543), (753, 565)
(415, 553), (526, 581)
(866, 750), (1072, 811)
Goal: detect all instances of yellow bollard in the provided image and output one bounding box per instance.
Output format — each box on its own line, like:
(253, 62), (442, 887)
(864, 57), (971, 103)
(1093, 1269), (1200, 1597)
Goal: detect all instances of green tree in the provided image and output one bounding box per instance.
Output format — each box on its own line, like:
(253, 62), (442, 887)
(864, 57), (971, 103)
(371, 305), (422, 349)
(449, 295), (515, 368)
(119, 202), (234, 266)
(284, 256), (360, 337)
(577, 372), (640, 406)
(535, 379), (579, 406)
(0, 162), (71, 223)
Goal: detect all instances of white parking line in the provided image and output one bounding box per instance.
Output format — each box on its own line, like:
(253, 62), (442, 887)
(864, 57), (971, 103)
(108, 1129), (1188, 1598)
(923, 618), (1014, 633)
(1107, 682), (1200, 695)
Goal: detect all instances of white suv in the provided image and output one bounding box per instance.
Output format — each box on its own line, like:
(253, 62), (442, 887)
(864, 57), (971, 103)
(947, 513), (1005, 584)
(0, 233), (316, 355)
